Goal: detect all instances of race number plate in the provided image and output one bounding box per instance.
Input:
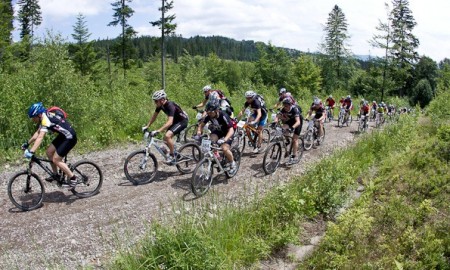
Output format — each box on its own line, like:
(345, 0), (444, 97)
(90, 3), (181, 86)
(237, 121), (246, 128)
(201, 139), (211, 152)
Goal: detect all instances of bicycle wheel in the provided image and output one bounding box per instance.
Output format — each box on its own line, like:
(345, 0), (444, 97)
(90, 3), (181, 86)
(337, 115), (343, 127)
(232, 128), (246, 154)
(225, 147), (241, 178)
(303, 130), (314, 151)
(263, 142), (282, 174)
(124, 150), (158, 185)
(259, 128), (271, 151)
(191, 158), (213, 197)
(176, 143), (202, 174)
(318, 127), (326, 145)
(8, 172), (44, 211)
(183, 123), (199, 143)
(71, 160), (103, 198)
(358, 120), (364, 132)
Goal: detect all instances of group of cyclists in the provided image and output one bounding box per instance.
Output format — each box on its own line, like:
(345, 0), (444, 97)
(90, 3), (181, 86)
(24, 85), (403, 185)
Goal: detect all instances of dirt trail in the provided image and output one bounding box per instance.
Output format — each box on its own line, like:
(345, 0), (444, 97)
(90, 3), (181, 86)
(0, 119), (367, 269)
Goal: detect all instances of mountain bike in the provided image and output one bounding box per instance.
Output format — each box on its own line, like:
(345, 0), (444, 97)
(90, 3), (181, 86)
(337, 107), (352, 127)
(303, 119), (326, 151)
(375, 112), (385, 128)
(235, 109), (271, 154)
(191, 137), (241, 197)
(326, 106), (334, 122)
(123, 131), (202, 185)
(358, 114), (368, 133)
(7, 155), (103, 211)
(181, 108), (210, 143)
(262, 123), (304, 174)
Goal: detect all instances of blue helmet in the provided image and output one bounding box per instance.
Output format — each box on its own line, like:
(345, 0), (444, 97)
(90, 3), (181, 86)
(28, 102), (46, 118)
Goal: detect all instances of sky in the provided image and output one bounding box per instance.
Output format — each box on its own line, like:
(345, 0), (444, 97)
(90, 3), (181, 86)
(12, 0), (450, 62)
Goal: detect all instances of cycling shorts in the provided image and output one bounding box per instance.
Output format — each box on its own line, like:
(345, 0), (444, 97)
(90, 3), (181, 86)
(169, 119), (188, 135)
(52, 134), (77, 157)
(251, 113), (268, 127)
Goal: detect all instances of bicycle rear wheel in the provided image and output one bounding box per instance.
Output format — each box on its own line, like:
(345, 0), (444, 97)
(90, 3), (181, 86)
(263, 142), (282, 174)
(191, 158), (213, 197)
(124, 150), (158, 185)
(8, 172), (44, 211)
(183, 123), (199, 143)
(71, 160), (103, 198)
(176, 143), (202, 174)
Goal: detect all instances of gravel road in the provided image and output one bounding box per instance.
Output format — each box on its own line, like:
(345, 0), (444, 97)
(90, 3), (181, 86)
(0, 118), (366, 269)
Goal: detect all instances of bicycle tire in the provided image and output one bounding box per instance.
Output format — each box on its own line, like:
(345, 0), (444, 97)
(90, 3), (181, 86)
(263, 142), (282, 174)
(237, 132), (246, 154)
(303, 130), (314, 151)
(317, 127), (326, 145)
(71, 160), (103, 198)
(176, 143), (202, 174)
(225, 147), (241, 178)
(183, 123), (199, 143)
(259, 128), (271, 151)
(124, 150), (158, 185)
(191, 158), (213, 197)
(7, 171), (44, 211)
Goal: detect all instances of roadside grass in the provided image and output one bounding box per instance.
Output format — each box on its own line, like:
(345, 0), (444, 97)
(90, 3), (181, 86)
(108, 112), (442, 269)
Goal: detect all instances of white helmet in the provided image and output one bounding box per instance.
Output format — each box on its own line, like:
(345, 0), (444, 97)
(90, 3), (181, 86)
(152, 89), (167, 100)
(313, 97), (321, 105)
(202, 85), (212, 92)
(279, 88), (286, 94)
(329, 95), (333, 98)
(245, 90), (256, 98)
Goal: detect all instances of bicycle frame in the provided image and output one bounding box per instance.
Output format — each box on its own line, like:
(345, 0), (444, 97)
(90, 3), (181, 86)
(143, 132), (170, 159)
(200, 139), (231, 175)
(27, 156), (69, 184)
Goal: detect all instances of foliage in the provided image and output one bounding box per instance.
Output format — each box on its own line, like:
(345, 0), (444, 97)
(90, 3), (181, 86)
(288, 54), (322, 96)
(255, 42), (292, 87)
(411, 79), (433, 108)
(17, 0), (42, 40)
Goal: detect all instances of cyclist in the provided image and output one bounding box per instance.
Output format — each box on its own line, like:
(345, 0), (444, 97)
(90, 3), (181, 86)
(342, 95), (353, 122)
(192, 85), (233, 117)
(272, 97), (302, 165)
(238, 90), (268, 153)
(142, 89), (189, 164)
(371, 100), (378, 120)
(273, 87), (297, 109)
(306, 97), (325, 141)
(325, 94), (336, 119)
(360, 100), (370, 125)
(196, 99), (236, 170)
(23, 102), (78, 188)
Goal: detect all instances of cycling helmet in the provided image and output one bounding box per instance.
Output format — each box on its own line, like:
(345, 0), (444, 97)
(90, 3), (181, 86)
(313, 97), (321, 105)
(279, 88), (287, 94)
(363, 100), (368, 105)
(282, 97), (293, 105)
(346, 95), (351, 99)
(372, 100), (376, 103)
(245, 90), (256, 98)
(152, 89), (167, 100)
(205, 99), (220, 112)
(203, 85), (212, 92)
(329, 95), (333, 98)
(28, 102), (46, 118)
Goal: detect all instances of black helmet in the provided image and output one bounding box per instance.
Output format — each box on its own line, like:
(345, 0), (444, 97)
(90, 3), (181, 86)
(206, 99), (220, 112)
(282, 97), (293, 105)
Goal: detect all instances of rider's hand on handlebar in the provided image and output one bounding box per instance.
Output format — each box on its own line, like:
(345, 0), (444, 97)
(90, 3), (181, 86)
(269, 122), (277, 129)
(150, 130), (160, 137)
(141, 126), (148, 133)
(217, 139), (225, 145)
(21, 142), (29, 150)
(192, 106), (197, 110)
(24, 149), (34, 159)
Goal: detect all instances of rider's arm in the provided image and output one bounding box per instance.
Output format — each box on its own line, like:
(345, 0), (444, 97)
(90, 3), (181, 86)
(253, 108), (262, 123)
(292, 116), (301, 129)
(29, 130), (46, 153)
(223, 126), (234, 142)
(144, 112), (159, 129)
(158, 116), (174, 133)
(194, 99), (208, 109)
(196, 122), (205, 135)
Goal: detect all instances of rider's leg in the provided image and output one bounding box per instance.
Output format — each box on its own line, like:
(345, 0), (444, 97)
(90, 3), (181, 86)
(292, 134), (299, 157)
(51, 136), (77, 180)
(46, 144), (58, 174)
(164, 130), (175, 155)
(222, 143), (233, 162)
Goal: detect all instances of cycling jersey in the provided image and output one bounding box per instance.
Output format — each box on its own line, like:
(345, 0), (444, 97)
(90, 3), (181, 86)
(278, 93), (297, 105)
(244, 98), (268, 117)
(361, 104), (370, 115)
(343, 98), (352, 110)
(278, 105), (303, 135)
(155, 100), (188, 124)
(310, 102), (325, 119)
(40, 112), (76, 139)
(203, 110), (235, 141)
(326, 98), (335, 107)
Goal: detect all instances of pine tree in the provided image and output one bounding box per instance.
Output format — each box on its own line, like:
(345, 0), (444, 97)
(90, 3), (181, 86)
(17, 0), (42, 40)
(108, 0), (136, 77)
(321, 5), (352, 90)
(0, 0), (13, 46)
(390, 0), (419, 97)
(68, 13), (97, 76)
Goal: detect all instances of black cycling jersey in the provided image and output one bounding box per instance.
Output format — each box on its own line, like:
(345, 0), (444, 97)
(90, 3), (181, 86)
(279, 105), (301, 124)
(40, 112), (76, 139)
(244, 98), (267, 117)
(203, 111), (234, 137)
(155, 100), (188, 123)
(310, 102), (325, 118)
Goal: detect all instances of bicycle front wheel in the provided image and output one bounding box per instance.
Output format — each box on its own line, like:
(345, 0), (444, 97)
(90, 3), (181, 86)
(191, 158), (213, 197)
(8, 172), (44, 211)
(176, 143), (202, 174)
(124, 150), (158, 185)
(263, 142), (282, 174)
(303, 130), (314, 151)
(70, 160), (103, 198)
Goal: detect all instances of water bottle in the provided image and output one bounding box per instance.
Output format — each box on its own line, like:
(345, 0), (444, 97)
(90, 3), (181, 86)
(213, 150), (222, 161)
